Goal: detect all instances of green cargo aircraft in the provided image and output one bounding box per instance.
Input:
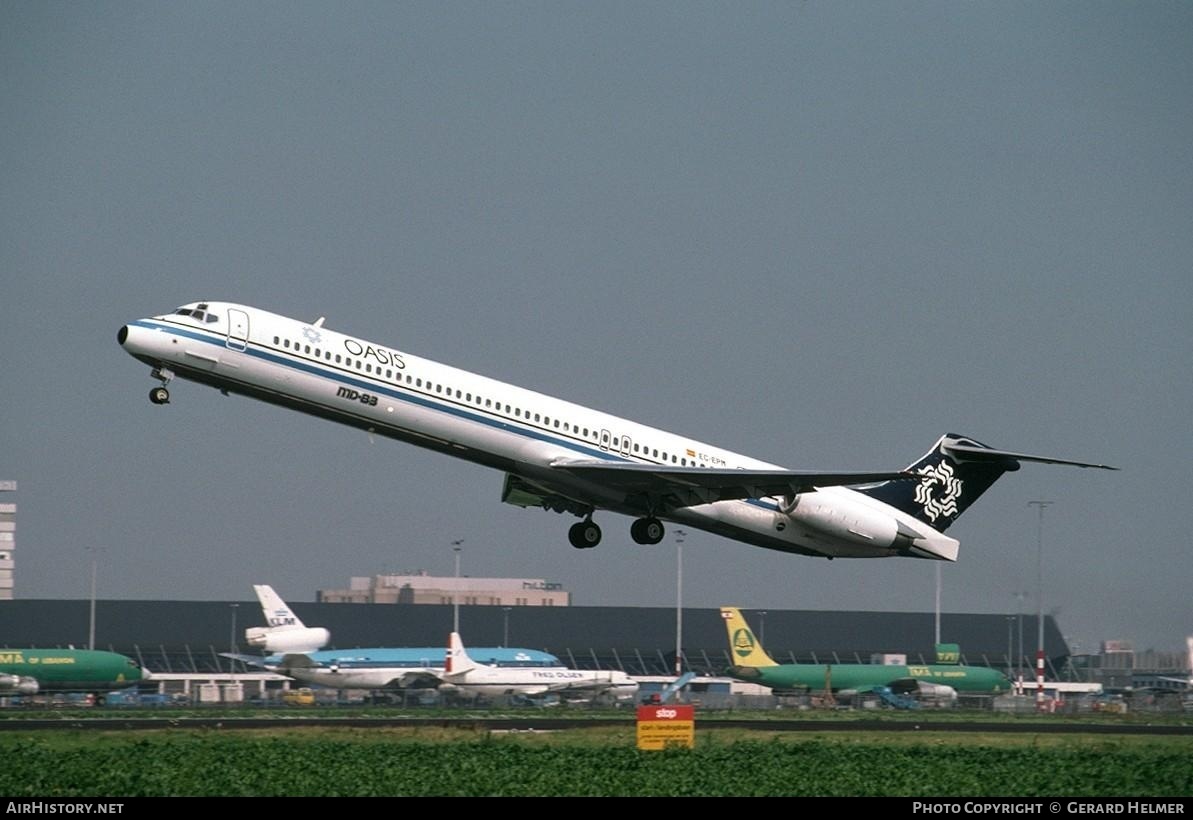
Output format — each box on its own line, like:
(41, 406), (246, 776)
(720, 607), (1010, 703)
(0, 648), (150, 698)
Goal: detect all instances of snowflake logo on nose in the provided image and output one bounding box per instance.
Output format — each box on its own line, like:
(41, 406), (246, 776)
(301, 327), (323, 344)
(913, 461), (963, 522)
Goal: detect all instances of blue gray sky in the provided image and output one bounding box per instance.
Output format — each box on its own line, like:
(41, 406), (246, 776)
(2, 2), (1189, 654)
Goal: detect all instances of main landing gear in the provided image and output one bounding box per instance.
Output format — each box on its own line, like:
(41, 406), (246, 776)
(568, 519), (602, 549)
(567, 516), (666, 549)
(630, 516), (665, 545)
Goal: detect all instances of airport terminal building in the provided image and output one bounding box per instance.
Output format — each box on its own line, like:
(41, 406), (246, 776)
(0, 598), (1067, 680)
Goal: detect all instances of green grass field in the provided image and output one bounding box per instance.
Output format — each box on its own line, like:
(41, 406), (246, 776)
(2, 722), (1191, 797)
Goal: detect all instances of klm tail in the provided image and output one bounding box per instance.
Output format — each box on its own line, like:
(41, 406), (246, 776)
(253, 584), (306, 629)
(720, 607), (778, 668)
(856, 434), (1117, 533)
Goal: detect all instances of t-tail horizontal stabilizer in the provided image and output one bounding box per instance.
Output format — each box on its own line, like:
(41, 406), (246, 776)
(857, 434), (1118, 534)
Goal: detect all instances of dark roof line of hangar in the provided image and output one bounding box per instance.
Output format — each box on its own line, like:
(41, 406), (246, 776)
(0, 600), (1068, 670)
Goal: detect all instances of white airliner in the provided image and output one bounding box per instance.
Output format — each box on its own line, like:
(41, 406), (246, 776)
(243, 584), (331, 654)
(118, 302), (1116, 559)
(440, 631), (639, 702)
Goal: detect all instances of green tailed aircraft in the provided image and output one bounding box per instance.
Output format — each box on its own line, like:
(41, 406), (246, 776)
(0, 648), (150, 698)
(720, 607), (1010, 703)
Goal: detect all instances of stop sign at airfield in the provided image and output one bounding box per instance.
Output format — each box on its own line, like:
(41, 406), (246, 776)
(636, 704), (695, 750)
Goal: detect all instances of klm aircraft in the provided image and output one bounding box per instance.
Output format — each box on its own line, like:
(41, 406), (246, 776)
(231, 585), (559, 690)
(118, 302), (1115, 559)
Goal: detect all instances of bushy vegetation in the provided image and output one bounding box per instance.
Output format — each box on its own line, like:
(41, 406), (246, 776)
(2, 727), (1190, 797)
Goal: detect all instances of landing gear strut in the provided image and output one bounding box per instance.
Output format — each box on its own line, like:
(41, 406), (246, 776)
(148, 366), (174, 405)
(630, 517), (665, 545)
(568, 519), (602, 549)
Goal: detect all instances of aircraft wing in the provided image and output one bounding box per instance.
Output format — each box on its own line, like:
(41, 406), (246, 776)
(392, 670), (444, 689)
(276, 653), (318, 671)
(219, 652), (276, 670)
(549, 459), (915, 507)
(885, 678), (923, 696)
(541, 680), (610, 694)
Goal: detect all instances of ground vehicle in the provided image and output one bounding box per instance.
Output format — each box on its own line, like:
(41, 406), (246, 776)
(281, 687), (316, 706)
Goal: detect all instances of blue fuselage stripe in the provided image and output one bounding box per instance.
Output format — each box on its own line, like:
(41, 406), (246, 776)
(131, 318), (782, 516)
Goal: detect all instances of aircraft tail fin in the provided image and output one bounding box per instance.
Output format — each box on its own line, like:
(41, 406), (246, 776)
(253, 584), (307, 629)
(855, 434), (1117, 533)
(245, 584), (330, 652)
(720, 607), (778, 668)
(445, 632), (479, 676)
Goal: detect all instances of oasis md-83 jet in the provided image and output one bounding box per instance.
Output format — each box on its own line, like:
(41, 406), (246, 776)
(118, 302), (1115, 560)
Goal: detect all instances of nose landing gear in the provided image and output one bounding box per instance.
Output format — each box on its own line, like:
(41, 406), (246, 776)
(148, 366), (174, 405)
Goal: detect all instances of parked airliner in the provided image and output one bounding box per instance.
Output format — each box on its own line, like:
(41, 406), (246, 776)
(270, 645), (564, 692)
(118, 302), (1116, 559)
(229, 585), (555, 690)
(439, 631), (638, 702)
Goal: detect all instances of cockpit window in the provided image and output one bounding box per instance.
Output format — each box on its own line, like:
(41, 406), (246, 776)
(173, 305), (219, 323)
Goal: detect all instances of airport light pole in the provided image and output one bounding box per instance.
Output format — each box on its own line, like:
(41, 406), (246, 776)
(1014, 589), (1026, 687)
(451, 540), (464, 635)
(758, 611), (767, 647)
(87, 547), (98, 651)
(934, 563), (942, 646)
(502, 606), (512, 647)
(1006, 615), (1014, 680)
(674, 529), (685, 678)
(1029, 500), (1052, 710)
(229, 603), (239, 677)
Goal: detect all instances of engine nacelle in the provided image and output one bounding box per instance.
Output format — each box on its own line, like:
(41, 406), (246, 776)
(913, 681), (958, 704)
(245, 626), (330, 653)
(782, 495), (917, 550)
(0, 674), (39, 695)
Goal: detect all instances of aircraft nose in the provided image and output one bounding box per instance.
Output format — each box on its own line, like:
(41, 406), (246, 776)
(117, 325), (129, 346)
